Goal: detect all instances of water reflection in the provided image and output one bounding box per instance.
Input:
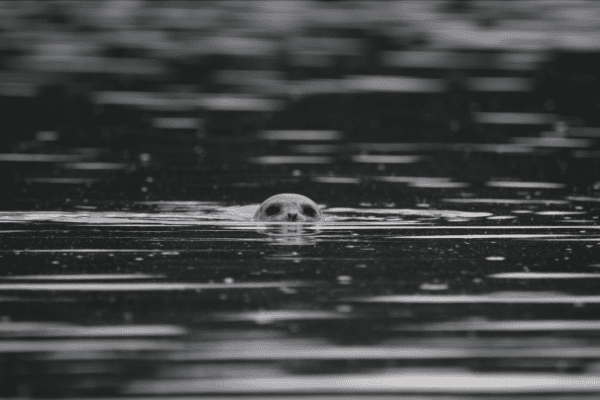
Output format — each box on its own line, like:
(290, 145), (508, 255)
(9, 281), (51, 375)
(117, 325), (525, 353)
(2, 202), (600, 396)
(257, 224), (322, 246)
(0, 199), (593, 226)
(2, 0), (600, 395)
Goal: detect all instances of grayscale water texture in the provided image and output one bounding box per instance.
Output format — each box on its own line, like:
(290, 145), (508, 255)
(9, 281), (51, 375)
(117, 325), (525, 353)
(1, 1), (600, 398)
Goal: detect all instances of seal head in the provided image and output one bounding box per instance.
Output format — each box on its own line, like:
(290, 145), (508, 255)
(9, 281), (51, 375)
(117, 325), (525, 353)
(254, 193), (322, 222)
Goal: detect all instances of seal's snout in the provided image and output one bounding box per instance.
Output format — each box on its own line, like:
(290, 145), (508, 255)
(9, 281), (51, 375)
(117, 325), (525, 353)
(254, 193), (322, 222)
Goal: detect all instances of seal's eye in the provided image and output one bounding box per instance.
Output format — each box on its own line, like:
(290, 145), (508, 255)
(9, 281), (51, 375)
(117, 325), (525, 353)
(265, 204), (281, 216)
(302, 205), (317, 218)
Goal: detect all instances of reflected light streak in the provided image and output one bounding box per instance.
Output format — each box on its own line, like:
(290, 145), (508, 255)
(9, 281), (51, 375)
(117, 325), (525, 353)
(467, 77), (533, 92)
(0, 322), (185, 336)
(443, 198), (569, 205)
(345, 75), (445, 92)
(512, 137), (592, 148)
(392, 234), (575, 239)
(352, 293), (600, 304)
(0, 282), (306, 291)
(198, 96), (283, 112)
(167, 346), (600, 361)
(475, 112), (555, 125)
(61, 162), (131, 170)
(125, 373), (600, 394)
(312, 177), (361, 184)
(250, 156), (333, 164)
(24, 178), (99, 184)
(408, 181), (469, 188)
(0, 339), (181, 352)
(258, 130), (342, 141)
(352, 155), (424, 164)
(490, 272), (600, 279)
(486, 181), (566, 189)
(399, 320), (600, 332)
(213, 310), (350, 322)
(1, 274), (165, 280)
(0, 154), (84, 162)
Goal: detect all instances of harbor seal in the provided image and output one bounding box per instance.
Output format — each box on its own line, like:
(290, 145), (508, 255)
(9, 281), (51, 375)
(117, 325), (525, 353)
(253, 193), (322, 222)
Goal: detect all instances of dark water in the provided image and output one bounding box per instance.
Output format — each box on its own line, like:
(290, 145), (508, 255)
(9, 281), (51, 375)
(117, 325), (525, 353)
(2, 105), (600, 397)
(2, 0), (600, 396)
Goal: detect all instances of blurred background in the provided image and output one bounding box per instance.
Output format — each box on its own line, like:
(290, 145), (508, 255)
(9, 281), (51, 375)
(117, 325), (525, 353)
(0, 1), (599, 189)
(2, 1), (600, 398)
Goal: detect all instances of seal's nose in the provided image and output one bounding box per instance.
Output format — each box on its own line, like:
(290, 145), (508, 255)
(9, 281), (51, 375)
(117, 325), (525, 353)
(288, 212), (298, 221)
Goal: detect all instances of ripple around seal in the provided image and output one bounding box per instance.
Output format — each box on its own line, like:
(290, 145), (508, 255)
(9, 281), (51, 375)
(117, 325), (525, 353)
(2, 208), (599, 226)
(324, 208), (492, 219)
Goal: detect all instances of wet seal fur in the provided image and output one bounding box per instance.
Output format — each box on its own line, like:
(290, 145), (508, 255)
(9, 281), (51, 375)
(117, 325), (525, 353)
(254, 193), (322, 222)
